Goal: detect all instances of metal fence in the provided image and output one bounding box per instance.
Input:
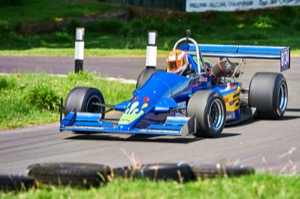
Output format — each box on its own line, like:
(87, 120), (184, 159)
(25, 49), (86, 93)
(107, 0), (186, 11)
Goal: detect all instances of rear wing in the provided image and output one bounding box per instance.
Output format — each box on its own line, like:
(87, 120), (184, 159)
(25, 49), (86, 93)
(180, 44), (290, 72)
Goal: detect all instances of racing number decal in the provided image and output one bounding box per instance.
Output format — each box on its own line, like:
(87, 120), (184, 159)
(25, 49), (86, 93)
(280, 47), (290, 72)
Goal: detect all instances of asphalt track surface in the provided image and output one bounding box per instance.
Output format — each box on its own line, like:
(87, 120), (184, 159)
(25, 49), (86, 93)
(0, 55), (299, 175)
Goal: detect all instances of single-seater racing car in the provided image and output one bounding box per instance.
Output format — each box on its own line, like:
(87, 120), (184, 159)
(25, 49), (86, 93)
(59, 31), (290, 138)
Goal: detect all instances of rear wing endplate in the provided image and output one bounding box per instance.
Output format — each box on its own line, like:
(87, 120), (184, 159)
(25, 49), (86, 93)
(181, 44), (290, 72)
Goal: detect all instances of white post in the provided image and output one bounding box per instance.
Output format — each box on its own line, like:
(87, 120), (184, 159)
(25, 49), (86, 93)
(75, 28), (85, 73)
(145, 31), (157, 69)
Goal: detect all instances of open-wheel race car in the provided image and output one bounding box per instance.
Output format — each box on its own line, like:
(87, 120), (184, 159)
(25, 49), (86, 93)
(60, 30), (290, 138)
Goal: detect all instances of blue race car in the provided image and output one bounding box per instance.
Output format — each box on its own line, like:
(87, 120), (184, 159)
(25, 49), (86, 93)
(60, 31), (290, 138)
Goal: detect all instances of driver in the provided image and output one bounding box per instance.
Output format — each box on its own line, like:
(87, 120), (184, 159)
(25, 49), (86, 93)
(166, 49), (195, 77)
(166, 49), (237, 84)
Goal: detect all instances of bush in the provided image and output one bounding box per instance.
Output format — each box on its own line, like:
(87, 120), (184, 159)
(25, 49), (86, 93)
(291, 19), (300, 31)
(67, 20), (82, 34)
(25, 85), (60, 112)
(47, 32), (73, 44)
(0, 76), (16, 90)
(88, 20), (128, 36)
(0, 0), (23, 6)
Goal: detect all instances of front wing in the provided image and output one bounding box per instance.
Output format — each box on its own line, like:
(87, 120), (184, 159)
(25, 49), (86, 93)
(60, 111), (195, 136)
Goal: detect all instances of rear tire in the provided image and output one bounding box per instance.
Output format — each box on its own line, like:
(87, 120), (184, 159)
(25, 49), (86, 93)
(64, 87), (105, 118)
(187, 91), (226, 138)
(249, 72), (288, 119)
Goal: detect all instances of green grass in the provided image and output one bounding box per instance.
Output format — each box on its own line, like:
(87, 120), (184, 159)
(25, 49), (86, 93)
(0, 0), (121, 29)
(0, 48), (170, 57)
(1, 1), (300, 56)
(1, 174), (300, 198)
(0, 72), (135, 129)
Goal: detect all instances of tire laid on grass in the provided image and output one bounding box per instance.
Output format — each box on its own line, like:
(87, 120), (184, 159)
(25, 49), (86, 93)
(113, 163), (194, 183)
(187, 91), (226, 138)
(249, 72), (288, 119)
(64, 87), (105, 118)
(27, 163), (111, 188)
(0, 175), (36, 191)
(136, 68), (164, 89)
(191, 164), (255, 179)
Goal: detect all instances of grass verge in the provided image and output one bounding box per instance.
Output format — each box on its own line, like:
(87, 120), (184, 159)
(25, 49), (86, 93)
(0, 48), (170, 57)
(1, 174), (300, 198)
(0, 72), (135, 130)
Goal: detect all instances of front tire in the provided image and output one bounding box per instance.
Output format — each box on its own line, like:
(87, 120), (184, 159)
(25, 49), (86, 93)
(249, 72), (288, 119)
(64, 87), (105, 118)
(187, 91), (226, 138)
(136, 67), (164, 89)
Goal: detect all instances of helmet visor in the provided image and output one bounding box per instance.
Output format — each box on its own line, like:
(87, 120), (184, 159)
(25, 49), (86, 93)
(167, 59), (183, 73)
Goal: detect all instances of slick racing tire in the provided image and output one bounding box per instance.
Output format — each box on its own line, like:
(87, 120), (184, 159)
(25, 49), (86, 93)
(64, 87), (105, 118)
(187, 91), (226, 138)
(0, 175), (36, 191)
(113, 163), (194, 183)
(190, 164), (255, 179)
(249, 72), (288, 119)
(27, 163), (111, 188)
(136, 67), (164, 89)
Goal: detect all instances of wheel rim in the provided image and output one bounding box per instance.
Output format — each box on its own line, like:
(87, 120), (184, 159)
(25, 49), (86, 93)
(207, 99), (225, 131)
(86, 95), (103, 113)
(277, 81), (288, 115)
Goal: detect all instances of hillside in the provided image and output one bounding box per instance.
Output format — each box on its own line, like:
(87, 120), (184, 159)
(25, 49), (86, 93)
(1, 0), (300, 53)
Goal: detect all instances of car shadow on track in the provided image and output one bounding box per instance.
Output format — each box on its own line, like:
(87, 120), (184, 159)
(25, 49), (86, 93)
(64, 132), (240, 144)
(286, 108), (300, 112)
(284, 108), (300, 119)
(279, 115), (300, 120)
(225, 117), (256, 128)
(224, 107), (300, 128)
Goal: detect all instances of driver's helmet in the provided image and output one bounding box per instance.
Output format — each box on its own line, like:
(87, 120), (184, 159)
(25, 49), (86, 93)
(166, 50), (189, 75)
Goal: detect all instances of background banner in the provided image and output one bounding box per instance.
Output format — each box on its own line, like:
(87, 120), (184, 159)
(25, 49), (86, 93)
(186, 0), (300, 12)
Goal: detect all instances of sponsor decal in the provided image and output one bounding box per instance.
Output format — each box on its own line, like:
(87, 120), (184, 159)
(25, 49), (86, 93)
(280, 48), (290, 71)
(119, 98), (149, 125)
(186, 0), (300, 12)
